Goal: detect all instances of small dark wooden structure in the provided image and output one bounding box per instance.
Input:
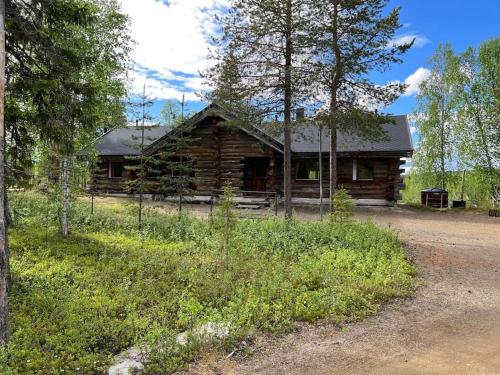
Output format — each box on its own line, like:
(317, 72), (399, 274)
(93, 103), (413, 205)
(421, 188), (448, 208)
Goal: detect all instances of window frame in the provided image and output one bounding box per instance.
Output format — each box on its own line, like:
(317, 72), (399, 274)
(352, 159), (374, 181)
(108, 162), (124, 179)
(296, 159), (320, 181)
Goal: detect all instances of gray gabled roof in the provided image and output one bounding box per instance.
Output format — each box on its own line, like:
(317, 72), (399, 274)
(96, 126), (170, 156)
(288, 115), (413, 154)
(96, 104), (413, 157)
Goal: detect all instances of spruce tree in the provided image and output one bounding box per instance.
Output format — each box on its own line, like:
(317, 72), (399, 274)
(125, 86), (158, 228)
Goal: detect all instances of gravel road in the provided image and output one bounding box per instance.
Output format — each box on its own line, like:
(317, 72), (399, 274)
(183, 206), (500, 375)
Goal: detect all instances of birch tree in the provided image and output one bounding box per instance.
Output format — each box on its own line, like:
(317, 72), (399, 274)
(454, 39), (499, 200)
(413, 44), (458, 190)
(312, 0), (411, 204)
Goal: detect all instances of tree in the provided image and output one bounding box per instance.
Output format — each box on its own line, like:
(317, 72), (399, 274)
(454, 38), (500, 201)
(89, 161), (108, 215)
(125, 85), (157, 228)
(207, 0), (316, 218)
(0, 0), (8, 346)
(0, 0), (131, 341)
(160, 99), (182, 128)
(413, 44), (458, 190)
(151, 116), (199, 213)
(5, 0), (131, 236)
(312, 0), (412, 205)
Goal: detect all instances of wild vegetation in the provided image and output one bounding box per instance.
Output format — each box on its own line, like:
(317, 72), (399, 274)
(0, 191), (415, 374)
(409, 39), (499, 207)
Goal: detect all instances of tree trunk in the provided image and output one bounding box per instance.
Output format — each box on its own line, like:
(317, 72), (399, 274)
(473, 104), (496, 199)
(0, 0), (9, 345)
(440, 101), (446, 190)
(329, 123), (338, 207)
(283, 0), (293, 219)
(61, 156), (71, 237)
(329, 0), (340, 210)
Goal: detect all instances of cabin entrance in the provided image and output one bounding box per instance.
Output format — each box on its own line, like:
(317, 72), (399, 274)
(243, 157), (269, 191)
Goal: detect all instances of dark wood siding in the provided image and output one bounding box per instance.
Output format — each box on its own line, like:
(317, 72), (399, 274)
(290, 156), (405, 200)
(96, 117), (407, 201)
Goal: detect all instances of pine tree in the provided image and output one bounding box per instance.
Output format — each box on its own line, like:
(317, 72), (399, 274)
(312, 0), (412, 206)
(207, 0), (316, 219)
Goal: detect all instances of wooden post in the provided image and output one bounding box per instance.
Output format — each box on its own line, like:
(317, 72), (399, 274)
(274, 193), (278, 216)
(440, 193), (444, 209)
(209, 193), (214, 218)
(319, 125), (324, 221)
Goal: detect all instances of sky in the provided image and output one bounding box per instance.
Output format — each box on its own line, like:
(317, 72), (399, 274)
(119, 0), (499, 136)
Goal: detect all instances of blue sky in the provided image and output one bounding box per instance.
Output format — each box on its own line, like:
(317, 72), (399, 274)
(120, 0), (499, 129)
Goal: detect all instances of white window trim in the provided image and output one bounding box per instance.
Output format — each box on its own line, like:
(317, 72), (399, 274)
(352, 160), (357, 181)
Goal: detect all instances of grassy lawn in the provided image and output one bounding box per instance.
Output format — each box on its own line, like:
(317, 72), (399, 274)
(1, 192), (416, 374)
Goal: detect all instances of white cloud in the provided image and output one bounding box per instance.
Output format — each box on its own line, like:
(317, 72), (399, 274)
(403, 67), (431, 96)
(409, 125), (417, 134)
(120, 0), (227, 100)
(128, 70), (199, 102)
(388, 34), (430, 49)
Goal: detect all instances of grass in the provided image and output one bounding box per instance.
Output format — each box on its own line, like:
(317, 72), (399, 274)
(1, 192), (416, 374)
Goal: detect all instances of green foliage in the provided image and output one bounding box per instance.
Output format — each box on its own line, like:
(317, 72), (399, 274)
(6, 0), (131, 181)
(411, 39), (499, 202)
(403, 169), (497, 208)
(213, 183), (237, 255)
(330, 187), (355, 223)
(3, 192), (416, 374)
(412, 43), (459, 190)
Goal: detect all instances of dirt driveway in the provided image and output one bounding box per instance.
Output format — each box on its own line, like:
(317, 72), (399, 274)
(183, 206), (500, 375)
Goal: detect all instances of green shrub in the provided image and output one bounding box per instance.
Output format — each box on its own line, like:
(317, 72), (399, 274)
(330, 187), (355, 223)
(2, 192), (416, 374)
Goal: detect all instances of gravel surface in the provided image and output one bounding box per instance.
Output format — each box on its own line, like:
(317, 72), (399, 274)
(179, 206), (500, 375)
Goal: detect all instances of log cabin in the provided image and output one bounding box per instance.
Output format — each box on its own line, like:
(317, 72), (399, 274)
(95, 103), (413, 205)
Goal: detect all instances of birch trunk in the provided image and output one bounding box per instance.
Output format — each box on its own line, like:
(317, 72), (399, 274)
(0, 0), (9, 345)
(61, 157), (71, 237)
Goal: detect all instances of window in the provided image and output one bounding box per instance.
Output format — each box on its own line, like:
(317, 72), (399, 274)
(353, 160), (374, 181)
(109, 162), (124, 178)
(296, 160), (319, 180)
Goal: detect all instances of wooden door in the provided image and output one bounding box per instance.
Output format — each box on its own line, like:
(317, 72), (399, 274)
(244, 158), (269, 191)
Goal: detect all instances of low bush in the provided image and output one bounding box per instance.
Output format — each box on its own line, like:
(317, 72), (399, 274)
(1, 192), (416, 374)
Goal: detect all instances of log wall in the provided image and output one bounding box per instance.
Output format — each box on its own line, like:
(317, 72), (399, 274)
(96, 116), (407, 201)
(289, 156), (405, 200)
